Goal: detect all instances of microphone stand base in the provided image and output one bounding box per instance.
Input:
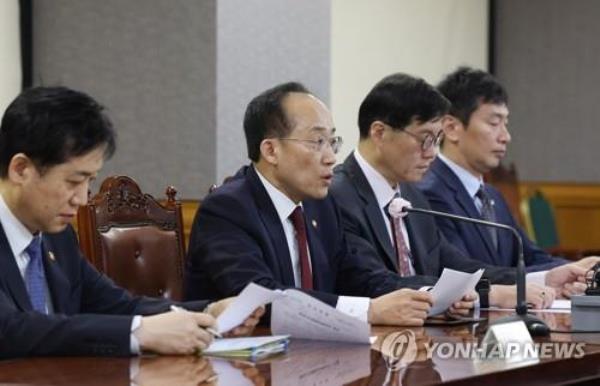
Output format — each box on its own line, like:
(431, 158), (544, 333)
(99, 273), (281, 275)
(491, 313), (550, 336)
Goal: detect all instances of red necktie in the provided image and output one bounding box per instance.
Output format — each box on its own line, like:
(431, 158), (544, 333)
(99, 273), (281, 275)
(387, 200), (412, 277)
(289, 206), (313, 290)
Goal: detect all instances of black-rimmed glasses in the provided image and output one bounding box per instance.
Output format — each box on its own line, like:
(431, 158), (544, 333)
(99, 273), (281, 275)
(400, 130), (444, 151)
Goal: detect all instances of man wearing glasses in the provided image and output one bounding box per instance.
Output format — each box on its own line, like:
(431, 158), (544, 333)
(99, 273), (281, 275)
(184, 81), (467, 326)
(330, 73), (588, 309)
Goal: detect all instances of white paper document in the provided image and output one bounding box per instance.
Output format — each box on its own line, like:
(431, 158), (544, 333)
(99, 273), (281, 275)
(215, 282), (371, 344)
(487, 299), (572, 313)
(428, 268), (484, 315)
(271, 289), (371, 343)
(528, 299), (571, 314)
(551, 299), (571, 309)
(216, 282), (283, 333)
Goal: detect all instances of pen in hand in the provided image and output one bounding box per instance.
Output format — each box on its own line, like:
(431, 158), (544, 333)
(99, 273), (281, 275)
(170, 305), (223, 338)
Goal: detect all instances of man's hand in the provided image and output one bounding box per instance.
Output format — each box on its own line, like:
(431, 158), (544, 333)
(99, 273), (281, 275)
(551, 258), (600, 298)
(447, 291), (477, 317)
(368, 288), (433, 326)
(223, 308), (265, 337)
(205, 297), (265, 337)
(135, 310), (216, 355)
(560, 281), (587, 298)
(489, 284), (555, 309)
(204, 297), (235, 319)
(573, 256), (600, 270)
(546, 264), (587, 288)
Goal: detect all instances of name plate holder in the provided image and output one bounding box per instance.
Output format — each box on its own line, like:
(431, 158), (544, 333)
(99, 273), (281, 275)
(474, 320), (539, 372)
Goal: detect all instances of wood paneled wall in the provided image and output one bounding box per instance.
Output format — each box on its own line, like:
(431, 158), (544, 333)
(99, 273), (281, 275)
(74, 182), (600, 253)
(180, 200), (200, 250)
(520, 182), (600, 250)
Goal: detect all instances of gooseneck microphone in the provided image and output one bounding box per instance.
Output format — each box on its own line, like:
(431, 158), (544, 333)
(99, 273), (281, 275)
(402, 205), (550, 336)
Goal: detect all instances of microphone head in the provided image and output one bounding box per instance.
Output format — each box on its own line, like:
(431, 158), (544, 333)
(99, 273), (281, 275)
(388, 197), (412, 218)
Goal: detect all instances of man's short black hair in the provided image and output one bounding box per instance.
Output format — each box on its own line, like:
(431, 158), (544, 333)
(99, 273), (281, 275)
(437, 66), (508, 125)
(358, 73), (450, 138)
(243, 82), (310, 162)
(0, 86), (116, 177)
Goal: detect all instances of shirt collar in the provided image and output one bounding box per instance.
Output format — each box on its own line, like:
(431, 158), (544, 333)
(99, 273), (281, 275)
(354, 149), (399, 209)
(255, 167), (301, 223)
(0, 193), (36, 258)
(438, 153), (484, 198)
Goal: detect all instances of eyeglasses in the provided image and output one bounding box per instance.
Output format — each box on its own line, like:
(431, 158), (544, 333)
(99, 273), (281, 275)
(400, 130), (444, 151)
(279, 135), (343, 154)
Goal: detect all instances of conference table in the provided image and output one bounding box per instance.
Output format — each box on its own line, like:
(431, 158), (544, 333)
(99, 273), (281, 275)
(1, 310), (600, 385)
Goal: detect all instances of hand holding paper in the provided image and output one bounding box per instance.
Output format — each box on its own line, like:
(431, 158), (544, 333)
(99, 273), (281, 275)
(215, 283), (283, 333)
(428, 268), (484, 316)
(213, 283), (372, 343)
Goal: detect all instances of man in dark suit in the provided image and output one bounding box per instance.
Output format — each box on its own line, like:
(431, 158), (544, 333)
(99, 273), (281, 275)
(0, 87), (260, 359)
(418, 68), (596, 297)
(185, 82), (464, 327)
(330, 73), (587, 309)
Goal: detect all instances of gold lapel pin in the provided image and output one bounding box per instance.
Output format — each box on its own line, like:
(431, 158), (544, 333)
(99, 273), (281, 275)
(311, 220), (318, 228)
(48, 251), (56, 261)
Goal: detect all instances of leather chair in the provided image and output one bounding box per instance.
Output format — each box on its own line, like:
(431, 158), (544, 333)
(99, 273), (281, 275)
(77, 176), (186, 300)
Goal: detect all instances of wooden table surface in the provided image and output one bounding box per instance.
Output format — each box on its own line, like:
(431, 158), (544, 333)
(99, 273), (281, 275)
(1, 310), (600, 386)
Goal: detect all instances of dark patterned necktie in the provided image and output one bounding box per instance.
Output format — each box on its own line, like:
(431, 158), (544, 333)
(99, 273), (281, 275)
(476, 185), (498, 250)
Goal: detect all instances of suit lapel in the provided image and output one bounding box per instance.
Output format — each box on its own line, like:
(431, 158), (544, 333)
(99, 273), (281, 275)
(42, 235), (70, 313)
(247, 166), (296, 286)
(344, 155), (398, 270)
(432, 159), (497, 256)
(0, 224), (32, 311)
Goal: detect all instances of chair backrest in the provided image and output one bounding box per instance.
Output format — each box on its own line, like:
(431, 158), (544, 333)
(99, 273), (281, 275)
(77, 176), (186, 300)
(484, 162), (525, 227)
(528, 190), (560, 249)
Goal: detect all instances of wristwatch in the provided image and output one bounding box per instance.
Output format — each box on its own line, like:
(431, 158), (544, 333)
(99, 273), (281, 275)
(475, 279), (490, 308)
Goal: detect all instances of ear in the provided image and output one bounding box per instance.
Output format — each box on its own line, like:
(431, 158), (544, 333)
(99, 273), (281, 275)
(7, 153), (36, 184)
(441, 115), (465, 144)
(259, 138), (279, 165)
(369, 121), (387, 145)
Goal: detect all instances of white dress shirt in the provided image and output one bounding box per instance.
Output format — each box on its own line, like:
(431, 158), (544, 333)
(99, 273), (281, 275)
(255, 168), (371, 322)
(354, 150), (416, 275)
(437, 154), (547, 285)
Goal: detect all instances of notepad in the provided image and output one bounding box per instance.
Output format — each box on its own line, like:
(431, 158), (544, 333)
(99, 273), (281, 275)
(204, 335), (290, 360)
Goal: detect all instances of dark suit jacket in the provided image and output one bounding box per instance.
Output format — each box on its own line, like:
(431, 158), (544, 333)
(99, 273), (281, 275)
(418, 158), (566, 272)
(184, 165), (430, 307)
(330, 154), (517, 284)
(0, 225), (208, 359)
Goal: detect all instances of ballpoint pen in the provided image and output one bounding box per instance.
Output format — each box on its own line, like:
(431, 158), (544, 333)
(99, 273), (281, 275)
(170, 305), (223, 338)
